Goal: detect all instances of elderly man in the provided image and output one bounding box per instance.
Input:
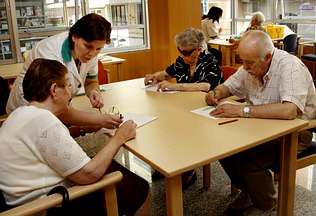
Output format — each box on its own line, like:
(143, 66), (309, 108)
(205, 30), (316, 214)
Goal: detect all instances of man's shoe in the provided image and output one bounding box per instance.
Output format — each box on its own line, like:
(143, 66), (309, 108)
(224, 191), (253, 215)
(243, 205), (276, 216)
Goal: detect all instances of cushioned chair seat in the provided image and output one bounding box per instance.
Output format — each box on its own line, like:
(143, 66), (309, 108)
(301, 53), (316, 61)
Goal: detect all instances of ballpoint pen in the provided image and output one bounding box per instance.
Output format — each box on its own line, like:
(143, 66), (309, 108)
(218, 119), (238, 125)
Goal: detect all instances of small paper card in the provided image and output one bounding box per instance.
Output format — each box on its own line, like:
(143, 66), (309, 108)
(190, 106), (218, 119)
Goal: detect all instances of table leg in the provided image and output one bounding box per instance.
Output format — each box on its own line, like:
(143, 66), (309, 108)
(166, 175), (183, 216)
(203, 164), (211, 190)
(278, 132), (298, 216)
(222, 47), (232, 66)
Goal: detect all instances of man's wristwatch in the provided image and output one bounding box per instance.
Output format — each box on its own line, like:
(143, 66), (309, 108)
(243, 106), (251, 118)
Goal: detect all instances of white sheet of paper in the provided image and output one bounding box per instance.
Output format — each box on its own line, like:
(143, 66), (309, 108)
(144, 84), (177, 93)
(123, 113), (157, 128)
(98, 113), (157, 136)
(190, 106), (218, 119)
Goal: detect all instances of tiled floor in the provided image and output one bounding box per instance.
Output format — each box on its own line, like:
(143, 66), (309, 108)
(116, 148), (316, 216)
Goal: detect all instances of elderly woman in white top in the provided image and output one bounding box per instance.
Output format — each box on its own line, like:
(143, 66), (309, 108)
(201, 6), (223, 39)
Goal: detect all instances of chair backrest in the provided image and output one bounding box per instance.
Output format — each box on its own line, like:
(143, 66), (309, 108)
(0, 171), (123, 216)
(221, 66), (238, 81)
(208, 48), (222, 65)
(97, 60), (109, 85)
(283, 34), (298, 55)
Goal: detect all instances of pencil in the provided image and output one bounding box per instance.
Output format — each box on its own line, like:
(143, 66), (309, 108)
(218, 119), (238, 125)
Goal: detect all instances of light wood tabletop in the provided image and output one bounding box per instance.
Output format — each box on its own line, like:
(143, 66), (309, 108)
(0, 55), (125, 81)
(72, 78), (307, 216)
(0, 63), (24, 79)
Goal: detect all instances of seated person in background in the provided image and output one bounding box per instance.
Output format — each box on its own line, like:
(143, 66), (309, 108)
(201, 6), (223, 40)
(246, 11), (266, 32)
(145, 27), (223, 189)
(145, 27), (223, 93)
(205, 30), (316, 215)
(228, 11), (266, 44)
(0, 59), (150, 216)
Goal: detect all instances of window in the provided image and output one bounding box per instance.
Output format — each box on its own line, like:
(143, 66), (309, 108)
(277, 0), (316, 40)
(235, 0), (272, 34)
(86, 0), (149, 52)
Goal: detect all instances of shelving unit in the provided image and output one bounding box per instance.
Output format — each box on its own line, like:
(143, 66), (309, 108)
(0, 0), (70, 64)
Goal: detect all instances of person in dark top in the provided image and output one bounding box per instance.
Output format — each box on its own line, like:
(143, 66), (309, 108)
(144, 27), (223, 92)
(144, 27), (223, 189)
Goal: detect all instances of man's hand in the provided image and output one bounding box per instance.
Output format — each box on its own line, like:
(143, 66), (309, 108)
(205, 90), (218, 106)
(157, 80), (177, 91)
(88, 89), (104, 109)
(210, 103), (243, 118)
(100, 114), (123, 129)
(114, 120), (137, 144)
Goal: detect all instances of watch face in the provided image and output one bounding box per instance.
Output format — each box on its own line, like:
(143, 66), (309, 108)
(244, 106), (250, 113)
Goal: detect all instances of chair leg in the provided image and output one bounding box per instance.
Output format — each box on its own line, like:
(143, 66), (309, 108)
(203, 164), (211, 190)
(104, 185), (119, 216)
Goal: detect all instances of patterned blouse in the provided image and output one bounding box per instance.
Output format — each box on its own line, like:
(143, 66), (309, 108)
(165, 50), (223, 91)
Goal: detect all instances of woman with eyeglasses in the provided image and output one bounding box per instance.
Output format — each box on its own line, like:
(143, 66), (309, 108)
(144, 27), (223, 93)
(144, 28), (223, 189)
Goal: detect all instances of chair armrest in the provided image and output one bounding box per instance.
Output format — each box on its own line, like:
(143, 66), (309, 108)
(299, 119), (316, 131)
(0, 171), (123, 216)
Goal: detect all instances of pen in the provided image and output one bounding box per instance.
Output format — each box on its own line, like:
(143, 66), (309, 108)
(218, 119), (238, 125)
(98, 108), (102, 114)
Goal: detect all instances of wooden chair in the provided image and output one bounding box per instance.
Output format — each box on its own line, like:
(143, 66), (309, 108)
(301, 42), (316, 79)
(296, 120), (316, 169)
(0, 171), (123, 216)
(98, 60), (110, 85)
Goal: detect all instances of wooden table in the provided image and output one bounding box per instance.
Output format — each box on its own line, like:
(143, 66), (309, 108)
(208, 39), (237, 66)
(0, 55), (125, 82)
(72, 78), (307, 216)
(0, 63), (23, 79)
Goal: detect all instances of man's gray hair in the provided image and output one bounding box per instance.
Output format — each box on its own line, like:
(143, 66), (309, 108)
(175, 27), (206, 49)
(241, 30), (274, 60)
(251, 11), (265, 26)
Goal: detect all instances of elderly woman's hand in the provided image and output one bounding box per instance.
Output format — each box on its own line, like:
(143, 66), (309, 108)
(113, 120), (137, 144)
(88, 89), (104, 109)
(157, 80), (178, 91)
(144, 74), (158, 85)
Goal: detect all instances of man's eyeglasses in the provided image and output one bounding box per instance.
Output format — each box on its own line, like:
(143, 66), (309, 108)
(177, 47), (196, 57)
